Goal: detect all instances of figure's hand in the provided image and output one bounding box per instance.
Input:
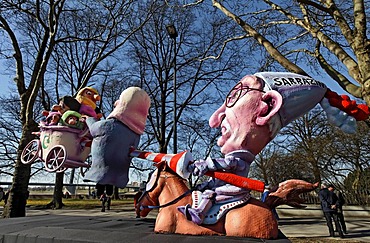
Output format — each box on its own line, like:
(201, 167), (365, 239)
(97, 113), (103, 119)
(264, 179), (318, 209)
(42, 110), (49, 117)
(188, 159), (209, 176)
(52, 104), (62, 112)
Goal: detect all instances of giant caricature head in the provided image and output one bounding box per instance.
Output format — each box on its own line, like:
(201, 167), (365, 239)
(209, 75), (283, 155)
(209, 72), (369, 156)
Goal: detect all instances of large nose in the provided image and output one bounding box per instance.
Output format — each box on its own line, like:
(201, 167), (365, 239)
(94, 94), (101, 102)
(209, 104), (226, 128)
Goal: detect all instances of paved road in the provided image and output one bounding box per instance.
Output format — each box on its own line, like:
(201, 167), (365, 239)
(278, 217), (370, 241)
(0, 206), (369, 243)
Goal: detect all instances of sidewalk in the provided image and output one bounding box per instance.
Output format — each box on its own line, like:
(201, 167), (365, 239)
(276, 205), (370, 242)
(0, 205), (369, 242)
(278, 217), (370, 242)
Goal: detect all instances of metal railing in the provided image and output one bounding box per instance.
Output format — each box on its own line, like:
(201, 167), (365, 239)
(0, 182), (139, 198)
(300, 190), (370, 206)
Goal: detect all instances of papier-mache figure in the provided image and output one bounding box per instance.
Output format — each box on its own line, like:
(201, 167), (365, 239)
(76, 87), (103, 119)
(43, 112), (62, 126)
(40, 96), (81, 125)
(177, 72), (369, 225)
(59, 110), (84, 130)
(51, 96), (81, 115)
(83, 87), (151, 188)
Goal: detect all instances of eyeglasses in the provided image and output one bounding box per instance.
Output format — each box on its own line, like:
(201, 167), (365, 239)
(225, 82), (265, 108)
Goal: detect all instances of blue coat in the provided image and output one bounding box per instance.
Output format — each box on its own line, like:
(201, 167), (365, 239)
(83, 117), (140, 188)
(319, 188), (338, 213)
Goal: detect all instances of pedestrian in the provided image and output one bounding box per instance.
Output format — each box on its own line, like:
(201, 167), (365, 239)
(134, 181), (147, 218)
(261, 185), (279, 221)
(96, 183), (113, 212)
(0, 187), (4, 202)
(336, 189), (347, 234)
(91, 189), (96, 199)
(318, 184), (344, 238)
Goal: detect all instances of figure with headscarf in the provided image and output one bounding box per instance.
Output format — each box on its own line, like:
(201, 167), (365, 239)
(83, 87), (151, 188)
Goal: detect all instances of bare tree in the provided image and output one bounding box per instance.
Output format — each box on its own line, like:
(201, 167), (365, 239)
(0, 0), (67, 218)
(329, 122), (370, 189)
(212, 0), (370, 105)
(253, 106), (369, 189)
(251, 141), (316, 187)
(125, 1), (246, 160)
(0, 0), (156, 217)
(179, 1), (370, 108)
(275, 108), (333, 184)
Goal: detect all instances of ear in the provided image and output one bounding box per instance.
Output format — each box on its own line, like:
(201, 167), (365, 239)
(154, 161), (167, 171)
(256, 90), (283, 125)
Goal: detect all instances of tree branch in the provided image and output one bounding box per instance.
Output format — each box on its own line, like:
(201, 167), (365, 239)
(212, 0), (307, 75)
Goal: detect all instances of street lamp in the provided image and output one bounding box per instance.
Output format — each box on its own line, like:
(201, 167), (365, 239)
(166, 24), (178, 154)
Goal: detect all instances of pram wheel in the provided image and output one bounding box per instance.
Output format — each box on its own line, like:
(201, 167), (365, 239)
(80, 155), (92, 177)
(44, 145), (66, 172)
(21, 139), (40, 164)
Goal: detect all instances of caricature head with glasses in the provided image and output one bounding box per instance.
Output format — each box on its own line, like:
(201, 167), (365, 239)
(225, 82), (266, 108)
(209, 75), (283, 155)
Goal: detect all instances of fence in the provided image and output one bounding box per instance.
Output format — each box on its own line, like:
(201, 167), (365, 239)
(0, 182), (139, 199)
(1, 182), (369, 205)
(251, 189), (369, 206)
(300, 190), (370, 206)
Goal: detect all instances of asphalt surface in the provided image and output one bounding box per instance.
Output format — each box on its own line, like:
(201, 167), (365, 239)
(0, 205), (369, 243)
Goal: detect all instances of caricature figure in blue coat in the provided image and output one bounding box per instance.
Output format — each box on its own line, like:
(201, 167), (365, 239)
(83, 87), (151, 188)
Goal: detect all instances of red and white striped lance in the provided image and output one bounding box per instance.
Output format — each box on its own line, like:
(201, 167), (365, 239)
(129, 149), (193, 179)
(129, 148), (265, 192)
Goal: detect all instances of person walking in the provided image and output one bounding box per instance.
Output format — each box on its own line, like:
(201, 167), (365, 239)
(0, 187), (4, 202)
(261, 185), (279, 221)
(96, 183), (114, 212)
(336, 190), (347, 234)
(319, 184), (344, 238)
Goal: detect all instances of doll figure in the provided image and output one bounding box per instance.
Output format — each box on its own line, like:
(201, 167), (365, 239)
(52, 96), (81, 115)
(76, 87), (102, 119)
(59, 110), (84, 130)
(44, 112), (62, 126)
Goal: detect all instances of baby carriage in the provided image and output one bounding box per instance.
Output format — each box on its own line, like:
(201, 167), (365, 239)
(21, 123), (92, 174)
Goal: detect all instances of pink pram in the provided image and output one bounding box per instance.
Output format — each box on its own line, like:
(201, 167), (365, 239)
(21, 124), (91, 174)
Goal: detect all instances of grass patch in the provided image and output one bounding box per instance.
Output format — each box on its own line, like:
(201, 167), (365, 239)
(26, 198), (135, 209)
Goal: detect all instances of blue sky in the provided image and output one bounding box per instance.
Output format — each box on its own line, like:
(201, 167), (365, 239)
(0, 74), (13, 95)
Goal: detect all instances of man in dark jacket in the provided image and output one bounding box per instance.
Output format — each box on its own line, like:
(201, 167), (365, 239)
(319, 184), (344, 238)
(336, 190), (347, 234)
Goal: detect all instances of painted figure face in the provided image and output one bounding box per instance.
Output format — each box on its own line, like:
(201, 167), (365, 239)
(82, 89), (97, 102)
(209, 76), (266, 155)
(76, 87), (101, 110)
(66, 116), (78, 125)
(46, 112), (61, 125)
(50, 114), (61, 124)
(59, 101), (70, 114)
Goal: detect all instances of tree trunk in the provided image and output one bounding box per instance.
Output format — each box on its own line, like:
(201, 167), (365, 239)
(113, 186), (119, 200)
(2, 163), (31, 218)
(47, 172), (64, 209)
(2, 123), (37, 218)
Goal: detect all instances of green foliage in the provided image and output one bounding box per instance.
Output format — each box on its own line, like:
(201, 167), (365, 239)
(343, 167), (370, 191)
